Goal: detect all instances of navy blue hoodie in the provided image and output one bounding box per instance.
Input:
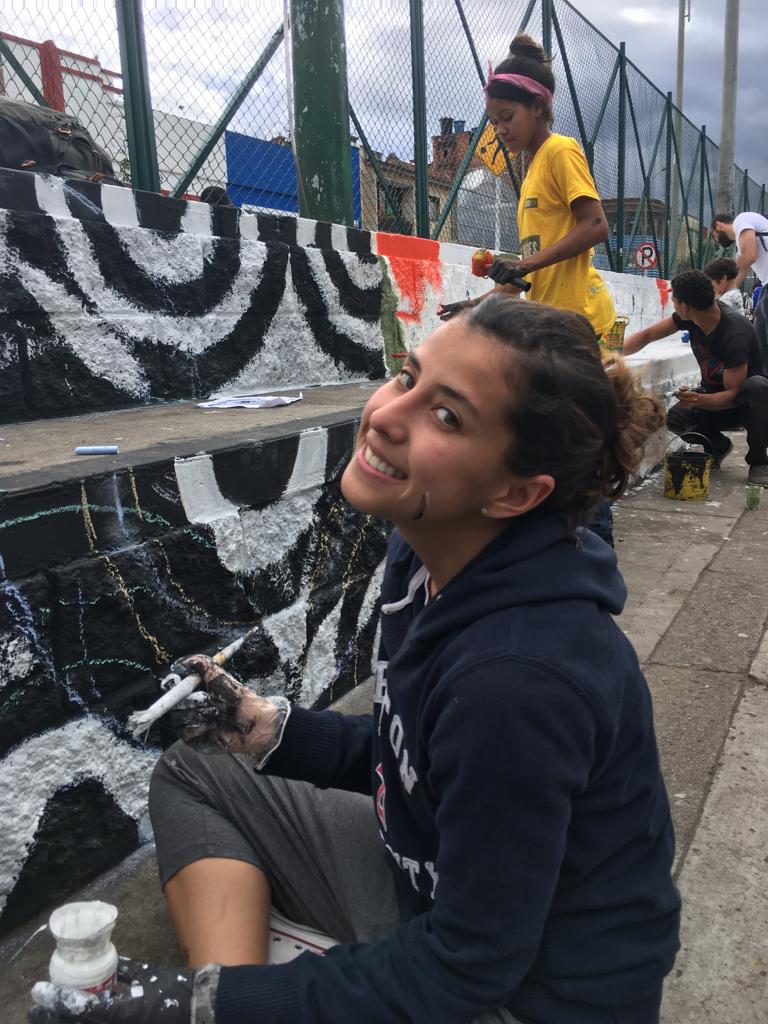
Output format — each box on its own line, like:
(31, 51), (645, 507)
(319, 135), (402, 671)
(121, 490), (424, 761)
(216, 512), (681, 1024)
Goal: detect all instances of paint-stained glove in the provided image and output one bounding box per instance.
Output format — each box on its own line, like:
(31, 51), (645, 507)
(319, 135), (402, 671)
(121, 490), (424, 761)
(486, 258), (531, 291)
(28, 959), (219, 1023)
(169, 654), (291, 768)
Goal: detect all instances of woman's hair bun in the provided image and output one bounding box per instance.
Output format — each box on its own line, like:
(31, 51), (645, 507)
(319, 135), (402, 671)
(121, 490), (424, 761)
(508, 33), (547, 63)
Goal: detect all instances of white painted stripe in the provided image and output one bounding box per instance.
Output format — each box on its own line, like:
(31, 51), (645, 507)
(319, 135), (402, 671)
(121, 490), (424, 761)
(179, 198), (213, 235)
(284, 427), (328, 496)
(239, 209), (262, 240)
(439, 241), (474, 267)
(330, 222), (347, 253)
(33, 174), (70, 220)
(0, 718), (156, 915)
(296, 216), (315, 248)
(174, 453), (239, 523)
(100, 182), (140, 228)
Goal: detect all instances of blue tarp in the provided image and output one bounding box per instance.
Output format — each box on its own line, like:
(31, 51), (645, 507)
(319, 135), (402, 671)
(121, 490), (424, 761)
(224, 132), (361, 223)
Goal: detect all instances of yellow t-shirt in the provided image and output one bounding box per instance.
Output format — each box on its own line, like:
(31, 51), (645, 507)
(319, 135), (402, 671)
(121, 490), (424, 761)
(518, 134), (615, 337)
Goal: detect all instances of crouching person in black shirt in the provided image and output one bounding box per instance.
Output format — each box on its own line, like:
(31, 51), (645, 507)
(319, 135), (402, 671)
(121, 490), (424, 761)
(624, 269), (768, 487)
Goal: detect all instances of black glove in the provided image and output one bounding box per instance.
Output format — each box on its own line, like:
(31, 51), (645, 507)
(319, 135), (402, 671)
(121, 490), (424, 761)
(28, 959), (220, 1023)
(436, 299), (476, 321)
(486, 259), (531, 291)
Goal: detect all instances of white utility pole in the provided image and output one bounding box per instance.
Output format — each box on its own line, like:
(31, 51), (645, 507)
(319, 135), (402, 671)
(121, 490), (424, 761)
(671, 0), (689, 266)
(715, 0), (740, 214)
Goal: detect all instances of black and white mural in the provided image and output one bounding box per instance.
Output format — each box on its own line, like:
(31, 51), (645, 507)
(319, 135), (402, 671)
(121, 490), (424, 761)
(0, 168), (388, 423)
(0, 417), (389, 934)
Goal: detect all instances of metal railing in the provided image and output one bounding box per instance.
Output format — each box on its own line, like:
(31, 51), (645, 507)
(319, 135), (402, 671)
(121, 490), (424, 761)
(0, 0), (763, 277)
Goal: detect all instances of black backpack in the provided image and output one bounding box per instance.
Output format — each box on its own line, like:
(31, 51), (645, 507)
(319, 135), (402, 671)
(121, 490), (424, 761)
(0, 95), (123, 185)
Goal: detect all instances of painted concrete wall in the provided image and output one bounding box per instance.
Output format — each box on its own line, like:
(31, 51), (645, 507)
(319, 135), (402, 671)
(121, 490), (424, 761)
(0, 421), (389, 933)
(0, 167), (697, 424)
(0, 166), (698, 935)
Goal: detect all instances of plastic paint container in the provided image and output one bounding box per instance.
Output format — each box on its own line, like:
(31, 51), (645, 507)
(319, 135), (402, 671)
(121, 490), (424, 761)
(48, 901), (118, 993)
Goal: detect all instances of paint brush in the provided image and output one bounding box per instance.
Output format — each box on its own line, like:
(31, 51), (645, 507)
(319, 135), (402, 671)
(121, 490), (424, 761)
(126, 626), (259, 741)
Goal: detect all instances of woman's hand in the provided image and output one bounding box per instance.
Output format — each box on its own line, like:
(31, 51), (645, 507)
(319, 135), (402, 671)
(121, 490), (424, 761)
(169, 655), (291, 766)
(28, 960), (220, 1023)
(437, 299), (476, 321)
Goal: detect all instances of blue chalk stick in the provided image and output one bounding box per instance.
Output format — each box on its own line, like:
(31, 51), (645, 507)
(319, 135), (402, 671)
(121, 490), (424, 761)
(75, 446), (119, 455)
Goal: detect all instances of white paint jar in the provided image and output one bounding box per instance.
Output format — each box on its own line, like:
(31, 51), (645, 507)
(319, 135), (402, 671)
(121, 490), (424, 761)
(48, 901), (119, 993)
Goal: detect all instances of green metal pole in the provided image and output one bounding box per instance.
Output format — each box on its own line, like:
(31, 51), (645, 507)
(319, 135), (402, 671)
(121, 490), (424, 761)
(698, 126), (706, 268)
(664, 93), (673, 278)
(115, 0), (160, 192)
(409, 0), (429, 237)
(0, 37), (51, 108)
(761, 185), (766, 216)
(171, 26), (283, 199)
(290, 0), (353, 225)
(616, 42), (626, 273)
(542, 0), (553, 58)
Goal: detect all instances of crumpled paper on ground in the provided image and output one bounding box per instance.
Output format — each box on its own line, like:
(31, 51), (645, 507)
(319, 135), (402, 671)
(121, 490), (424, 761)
(197, 392), (303, 410)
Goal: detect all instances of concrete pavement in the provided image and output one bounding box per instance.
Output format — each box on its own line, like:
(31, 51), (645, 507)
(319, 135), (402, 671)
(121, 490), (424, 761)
(2, 431), (767, 1022)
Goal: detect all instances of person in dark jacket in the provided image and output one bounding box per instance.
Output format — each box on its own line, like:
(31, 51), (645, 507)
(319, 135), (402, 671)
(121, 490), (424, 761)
(30, 297), (680, 1024)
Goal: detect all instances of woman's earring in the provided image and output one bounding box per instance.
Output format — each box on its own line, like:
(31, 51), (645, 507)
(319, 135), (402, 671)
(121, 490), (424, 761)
(480, 507), (489, 516)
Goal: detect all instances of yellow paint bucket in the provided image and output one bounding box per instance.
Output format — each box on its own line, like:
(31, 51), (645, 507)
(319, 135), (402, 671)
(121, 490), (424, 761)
(664, 434), (713, 501)
(600, 316), (630, 354)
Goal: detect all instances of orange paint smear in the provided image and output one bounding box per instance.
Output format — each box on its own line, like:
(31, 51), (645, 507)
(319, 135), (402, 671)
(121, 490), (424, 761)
(377, 232), (443, 324)
(655, 278), (671, 313)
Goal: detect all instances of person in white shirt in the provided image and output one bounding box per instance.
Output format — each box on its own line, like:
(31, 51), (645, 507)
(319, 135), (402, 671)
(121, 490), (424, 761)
(711, 211), (768, 362)
(703, 258), (745, 314)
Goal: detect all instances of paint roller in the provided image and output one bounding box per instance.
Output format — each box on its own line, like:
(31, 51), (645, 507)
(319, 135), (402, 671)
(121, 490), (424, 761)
(436, 249), (530, 320)
(126, 625), (261, 741)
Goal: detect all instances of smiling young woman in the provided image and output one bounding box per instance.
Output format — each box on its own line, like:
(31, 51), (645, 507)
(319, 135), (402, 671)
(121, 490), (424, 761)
(33, 299), (678, 1024)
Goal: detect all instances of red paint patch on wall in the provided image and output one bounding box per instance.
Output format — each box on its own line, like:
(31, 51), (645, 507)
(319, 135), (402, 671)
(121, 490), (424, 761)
(376, 232), (442, 323)
(655, 278), (671, 313)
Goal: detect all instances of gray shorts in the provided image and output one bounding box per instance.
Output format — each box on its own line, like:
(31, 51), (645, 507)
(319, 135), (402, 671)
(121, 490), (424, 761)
(149, 741), (522, 1023)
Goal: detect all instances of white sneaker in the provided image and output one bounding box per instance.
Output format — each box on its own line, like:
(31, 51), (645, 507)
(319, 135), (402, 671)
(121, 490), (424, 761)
(268, 909), (339, 965)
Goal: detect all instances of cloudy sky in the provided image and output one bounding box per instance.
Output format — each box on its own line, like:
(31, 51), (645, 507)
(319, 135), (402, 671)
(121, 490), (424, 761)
(572, 0), (767, 186)
(4, 0), (766, 195)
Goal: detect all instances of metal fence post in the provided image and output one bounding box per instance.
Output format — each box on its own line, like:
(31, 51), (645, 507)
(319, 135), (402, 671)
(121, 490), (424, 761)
(115, 0), (160, 192)
(664, 93), (673, 279)
(409, 0), (430, 237)
(615, 42), (627, 273)
(698, 125), (706, 268)
(542, 0), (553, 57)
(761, 185), (766, 217)
(289, 0), (354, 225)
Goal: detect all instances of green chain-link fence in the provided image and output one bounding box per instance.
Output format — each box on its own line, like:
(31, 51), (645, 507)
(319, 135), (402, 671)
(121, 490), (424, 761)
(1, 0), (764, 278)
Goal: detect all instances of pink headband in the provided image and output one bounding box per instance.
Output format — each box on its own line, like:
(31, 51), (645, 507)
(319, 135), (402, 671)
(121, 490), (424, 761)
(485, 61), (552, 105)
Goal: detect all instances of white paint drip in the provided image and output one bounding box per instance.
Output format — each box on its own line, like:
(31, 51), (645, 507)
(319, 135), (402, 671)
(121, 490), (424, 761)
(0, 718), (156, 915)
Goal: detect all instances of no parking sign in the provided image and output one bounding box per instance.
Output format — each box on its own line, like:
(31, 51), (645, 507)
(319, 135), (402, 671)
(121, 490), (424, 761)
(634, 242), (657, 269)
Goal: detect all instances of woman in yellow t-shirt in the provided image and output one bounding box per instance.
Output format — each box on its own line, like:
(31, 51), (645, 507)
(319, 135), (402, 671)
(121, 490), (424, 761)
(483, 34), (616, 338)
